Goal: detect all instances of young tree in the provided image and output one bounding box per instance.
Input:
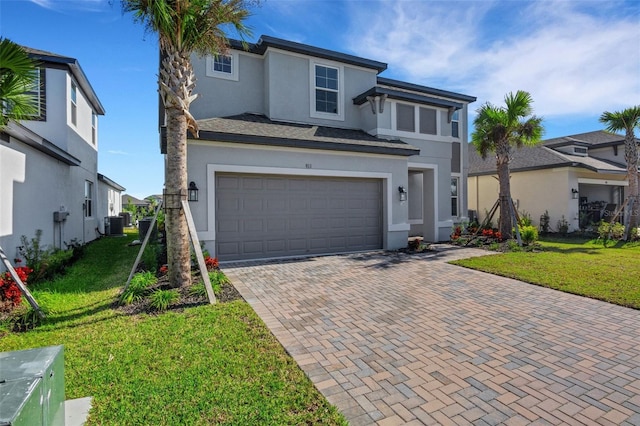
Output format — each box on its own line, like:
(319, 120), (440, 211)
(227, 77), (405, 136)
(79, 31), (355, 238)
(472, 91), (544, 239)
(600, 106), (640, 238)
(122, 0), (252, 287)
(0, 37), (39, 129)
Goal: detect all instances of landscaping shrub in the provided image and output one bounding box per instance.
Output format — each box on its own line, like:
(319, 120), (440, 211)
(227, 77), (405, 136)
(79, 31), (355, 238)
(519, 210), (533, 227)
(149, 289), (179, 311)
(557, 215), (569, 235)
(518, 225), (539, 245)
(121, 271), (157, 305)
(539, 210), (550, 234)
(0, 266), (32, 310)
(597, 221), (625, 243)
(18, 230), (49, 282)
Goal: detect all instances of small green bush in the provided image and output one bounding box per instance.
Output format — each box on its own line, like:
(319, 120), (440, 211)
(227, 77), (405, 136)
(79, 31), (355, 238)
(557, 215), (569, 235)
(149, 289), (179, 311)
(188, 283), (208, 298)
(518, 225), (539, 245)
(209, 270), (229, 287)
(121, 271), (157, 305)
(539, 210), (550, 234)
(598, 221), (625, 243)
(519, 210), (533, 227)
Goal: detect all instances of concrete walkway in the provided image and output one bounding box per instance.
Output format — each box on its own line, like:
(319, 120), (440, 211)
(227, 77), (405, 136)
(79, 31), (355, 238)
(223, 246), (640, 425)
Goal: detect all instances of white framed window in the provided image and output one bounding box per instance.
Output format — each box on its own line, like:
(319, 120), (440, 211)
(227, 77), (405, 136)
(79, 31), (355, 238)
(91, 112), (97, 145)
(396, 104), (415, 132)
(206, 52), (239, 81)
(310, 61), (344, 121)
(70, 82), (77, 126)
(84, 180), (93, 218)
(26, 68), (45, 120)
(451, 177), (459, 217)
(419, 107), (437, 135)
(451, 110), (460, 138)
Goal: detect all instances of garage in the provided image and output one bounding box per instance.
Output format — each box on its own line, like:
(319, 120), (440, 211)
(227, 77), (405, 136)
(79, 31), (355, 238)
(215, 173), (383, 261)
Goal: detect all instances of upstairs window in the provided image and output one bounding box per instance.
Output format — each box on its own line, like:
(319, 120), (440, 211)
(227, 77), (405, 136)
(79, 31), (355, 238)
(91, 112), (97, 145)
(25, 68), (46, 121)
(70, 82), (77, 126)
(213, 55), (232, 74)
(315, 65), (338, 114)
(206, 52), (239, 81)
(419, 107), (437, 135)
(451, 110), (460, 138)
(396, 104), (415, 132)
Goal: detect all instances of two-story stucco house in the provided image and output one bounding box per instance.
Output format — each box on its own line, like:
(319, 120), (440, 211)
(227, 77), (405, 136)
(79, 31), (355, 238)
(0, 47), (124, 260)
(174, 36), (476, 261)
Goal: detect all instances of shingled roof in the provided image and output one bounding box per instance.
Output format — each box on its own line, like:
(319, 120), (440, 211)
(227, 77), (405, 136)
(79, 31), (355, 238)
(193, 113), (420, 156)
(469, 130), (629, 176)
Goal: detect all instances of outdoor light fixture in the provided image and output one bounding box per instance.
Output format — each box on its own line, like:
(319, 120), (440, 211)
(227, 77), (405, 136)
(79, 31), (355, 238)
(188, 181), (199, 202)
(571, 188), (579, 199)
(398, 185), (407, 202)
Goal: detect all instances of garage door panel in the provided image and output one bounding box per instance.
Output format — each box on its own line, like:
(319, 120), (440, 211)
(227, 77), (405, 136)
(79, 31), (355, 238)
(242, 177), (264, 190)
(216, 173), (382, 260)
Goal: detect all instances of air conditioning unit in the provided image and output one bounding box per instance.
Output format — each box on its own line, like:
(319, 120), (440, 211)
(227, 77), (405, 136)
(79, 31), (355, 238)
(0, 346), (65, 426)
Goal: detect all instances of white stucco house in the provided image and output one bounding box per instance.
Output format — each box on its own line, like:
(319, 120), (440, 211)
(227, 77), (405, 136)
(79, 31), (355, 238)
(468, 130), (633, 232)
(166, 35), (476, 261)
(0, 46), (124, 260)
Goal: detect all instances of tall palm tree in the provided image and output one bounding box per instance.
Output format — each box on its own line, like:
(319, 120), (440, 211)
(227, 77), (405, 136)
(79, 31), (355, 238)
(600, 106), (640, 238)
(0, 37), (39, 129)
(122, 0), (252, 287)
(472, 90), (544, 239)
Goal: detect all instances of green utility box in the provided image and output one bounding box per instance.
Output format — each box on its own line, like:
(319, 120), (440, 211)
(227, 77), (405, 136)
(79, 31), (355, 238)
(0, 345), (65, 426)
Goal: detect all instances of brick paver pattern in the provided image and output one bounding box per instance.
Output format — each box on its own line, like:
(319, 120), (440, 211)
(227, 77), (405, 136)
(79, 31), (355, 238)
(223, 246), (640, 425)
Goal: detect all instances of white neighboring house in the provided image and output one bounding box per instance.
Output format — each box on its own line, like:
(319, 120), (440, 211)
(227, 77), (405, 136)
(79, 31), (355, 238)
(0, 46), (124, 260)
(161, 35), (476, 261)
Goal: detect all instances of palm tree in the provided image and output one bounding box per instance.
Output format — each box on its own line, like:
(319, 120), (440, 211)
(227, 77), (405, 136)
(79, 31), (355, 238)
(600, 106), (640, 238)
(0, 37), (39, 129)
(122, 0), (252, 287)
(472, 90), (544, 239)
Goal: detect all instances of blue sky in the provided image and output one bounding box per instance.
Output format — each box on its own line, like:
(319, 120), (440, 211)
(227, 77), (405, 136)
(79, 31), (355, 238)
(1, 0), (639, 199)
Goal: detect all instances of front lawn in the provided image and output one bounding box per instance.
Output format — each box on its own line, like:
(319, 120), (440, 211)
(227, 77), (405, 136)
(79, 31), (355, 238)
(451, 237), (640, 309)
(0, 232), (346, 425)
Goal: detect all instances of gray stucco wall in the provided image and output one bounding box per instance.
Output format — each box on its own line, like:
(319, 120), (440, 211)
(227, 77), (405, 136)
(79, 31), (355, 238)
(1, 138), (99, 262)
(187, 140), (410, 255)
(190, 53), (265, 119)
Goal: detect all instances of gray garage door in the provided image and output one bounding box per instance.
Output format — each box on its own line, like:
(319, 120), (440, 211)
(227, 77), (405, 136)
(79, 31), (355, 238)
(215, 173), (382, 261)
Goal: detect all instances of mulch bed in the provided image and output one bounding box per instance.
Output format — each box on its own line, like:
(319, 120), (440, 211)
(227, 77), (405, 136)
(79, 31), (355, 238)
(116, 273), (244, 316)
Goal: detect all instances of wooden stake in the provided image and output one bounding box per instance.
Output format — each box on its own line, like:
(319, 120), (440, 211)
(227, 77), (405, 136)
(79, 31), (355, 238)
(123, 202), (163, 295)
(182, 200), (216, 305)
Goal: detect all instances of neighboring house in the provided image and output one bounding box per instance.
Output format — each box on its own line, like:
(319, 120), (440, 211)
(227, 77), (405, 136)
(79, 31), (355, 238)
(98, 173), (126, 218)
(167, 35), (476, 261)
(0, 46), (122, 258)
(468, 130), (632, 233)
(121, 194), (151, 211)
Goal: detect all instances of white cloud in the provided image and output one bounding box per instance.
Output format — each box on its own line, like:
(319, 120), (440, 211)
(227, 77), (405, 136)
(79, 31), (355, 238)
(346, 0), (640, 119)
(29, 0), (107, 13)
(108, 150), (129, 156)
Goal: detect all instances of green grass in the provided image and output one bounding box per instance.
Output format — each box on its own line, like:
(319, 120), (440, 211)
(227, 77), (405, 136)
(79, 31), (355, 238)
(0, 232), (346, 425)
(451, 236), (640, 309)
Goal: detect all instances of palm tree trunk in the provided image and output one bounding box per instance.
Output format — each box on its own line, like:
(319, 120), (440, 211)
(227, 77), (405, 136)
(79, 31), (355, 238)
(623, 132), (639, 238)
(496, 144), (513, 239)
(165, 107), (191, 287)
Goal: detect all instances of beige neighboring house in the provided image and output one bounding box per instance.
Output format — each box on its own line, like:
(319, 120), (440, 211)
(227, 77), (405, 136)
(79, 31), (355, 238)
(468, 130), (633, 232)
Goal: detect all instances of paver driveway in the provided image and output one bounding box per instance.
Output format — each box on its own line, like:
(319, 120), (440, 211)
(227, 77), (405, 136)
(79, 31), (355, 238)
(223, 246), (640, 425)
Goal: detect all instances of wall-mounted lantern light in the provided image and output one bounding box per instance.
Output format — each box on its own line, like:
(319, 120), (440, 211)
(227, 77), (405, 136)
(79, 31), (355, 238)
(398, 185), (407, 202)
(188, 181), (199, 202)
(571, 188), (579, 199)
